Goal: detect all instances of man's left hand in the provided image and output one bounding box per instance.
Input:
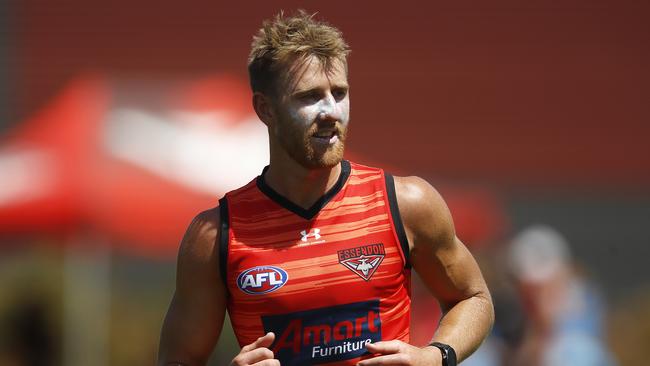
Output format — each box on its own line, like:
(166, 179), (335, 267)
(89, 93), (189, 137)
(357, 340), (442, 366)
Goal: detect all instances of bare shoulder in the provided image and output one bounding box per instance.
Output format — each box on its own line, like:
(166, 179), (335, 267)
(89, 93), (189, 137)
(178, 206), (221, 266)
(158, 206), (226, 365)
(393, 175), (455, 249)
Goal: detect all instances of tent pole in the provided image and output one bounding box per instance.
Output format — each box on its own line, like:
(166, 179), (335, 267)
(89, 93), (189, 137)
(63, 236), (111, 366)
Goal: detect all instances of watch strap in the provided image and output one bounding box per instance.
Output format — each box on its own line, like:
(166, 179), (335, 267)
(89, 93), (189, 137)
(430, 342), (457, 366)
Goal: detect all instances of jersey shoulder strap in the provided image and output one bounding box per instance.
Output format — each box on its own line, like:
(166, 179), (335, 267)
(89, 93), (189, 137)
(383, 172), (411, 269)
(218, 196), (230, 286)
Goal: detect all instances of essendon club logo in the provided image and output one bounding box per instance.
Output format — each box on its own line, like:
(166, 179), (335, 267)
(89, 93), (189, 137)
(337, 243), (385, 281)
(262, 300), (381, 365)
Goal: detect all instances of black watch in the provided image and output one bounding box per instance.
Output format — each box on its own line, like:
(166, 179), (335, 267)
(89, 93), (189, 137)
(430, 342), (457, 366)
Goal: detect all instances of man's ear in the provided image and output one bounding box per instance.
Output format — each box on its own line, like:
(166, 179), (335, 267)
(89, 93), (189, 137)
(252, 92), (275, 127)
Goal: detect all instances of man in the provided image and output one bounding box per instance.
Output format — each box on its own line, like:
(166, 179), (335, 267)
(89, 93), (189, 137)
(158, 11), (493, 366)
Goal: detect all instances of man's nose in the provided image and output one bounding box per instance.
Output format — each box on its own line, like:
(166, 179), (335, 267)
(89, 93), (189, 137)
(317, 93), (343, 121)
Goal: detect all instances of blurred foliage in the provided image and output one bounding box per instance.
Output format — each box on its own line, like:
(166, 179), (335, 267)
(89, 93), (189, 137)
(0, 239), (647, 365)
(0, 241), (242, 366)
(0, 242), (63, 366)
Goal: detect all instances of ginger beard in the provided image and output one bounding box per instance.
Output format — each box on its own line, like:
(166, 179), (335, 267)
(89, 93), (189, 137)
(270, 58), (350, 169)
(274, 115), (348, 169)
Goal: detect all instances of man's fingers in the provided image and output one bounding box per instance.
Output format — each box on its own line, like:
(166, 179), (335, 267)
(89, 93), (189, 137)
(365, 340), (404, 355)
(359, 341), (410, 366)
(240, 332), (276, 353)
(255, 332), (276, 349)
(251, 360), (280, 366)
(357, 353), (409, 365)
(232, 333), (277, 366)
(231, 346), (275, 366)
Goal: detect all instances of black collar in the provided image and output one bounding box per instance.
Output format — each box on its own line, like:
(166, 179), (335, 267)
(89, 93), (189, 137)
(256, 160), (351, 220)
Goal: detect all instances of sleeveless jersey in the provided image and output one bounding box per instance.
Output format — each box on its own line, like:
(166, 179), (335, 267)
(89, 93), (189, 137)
(219, 160), (412, 365)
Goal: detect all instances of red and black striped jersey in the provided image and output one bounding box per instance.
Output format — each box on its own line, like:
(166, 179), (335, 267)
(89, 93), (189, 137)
(219, 160), (411, 365)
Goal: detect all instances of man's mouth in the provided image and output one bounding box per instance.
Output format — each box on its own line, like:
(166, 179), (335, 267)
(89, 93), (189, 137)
(311, 129), (339, 145)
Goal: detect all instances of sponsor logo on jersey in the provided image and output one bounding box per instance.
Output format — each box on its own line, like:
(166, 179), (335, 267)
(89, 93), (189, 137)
(300, 228), (325, 244)
(262, 300), (381, 365)
(237, 266), (288, 295)
(338, 243), (385, 281)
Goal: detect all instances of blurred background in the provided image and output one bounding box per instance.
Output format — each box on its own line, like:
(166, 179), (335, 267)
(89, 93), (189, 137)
(1, 0), (648, 365)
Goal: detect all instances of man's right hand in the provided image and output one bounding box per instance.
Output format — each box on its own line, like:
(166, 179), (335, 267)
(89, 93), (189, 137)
(230, 332), (280, 366)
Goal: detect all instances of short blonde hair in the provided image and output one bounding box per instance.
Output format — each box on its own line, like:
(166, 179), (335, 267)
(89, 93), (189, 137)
(248, 10), (350, 95)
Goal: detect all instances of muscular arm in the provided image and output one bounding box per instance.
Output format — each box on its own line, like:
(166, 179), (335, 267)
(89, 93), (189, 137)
(396, 176), (494, 362)
(157, 208), (227, 365)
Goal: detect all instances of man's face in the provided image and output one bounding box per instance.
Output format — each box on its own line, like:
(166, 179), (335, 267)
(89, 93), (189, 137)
(270, 56), (350, 169)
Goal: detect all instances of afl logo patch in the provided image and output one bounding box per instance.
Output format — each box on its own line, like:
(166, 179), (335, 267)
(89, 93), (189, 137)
(237, 266), (289, 295)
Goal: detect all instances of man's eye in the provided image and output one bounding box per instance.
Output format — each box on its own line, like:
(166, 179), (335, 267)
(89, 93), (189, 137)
(299, 92), (320, 102)
(333, 89), (347, 101)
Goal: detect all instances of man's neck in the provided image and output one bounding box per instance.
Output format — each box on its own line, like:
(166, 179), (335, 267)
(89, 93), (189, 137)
(264, 158), (342, 210)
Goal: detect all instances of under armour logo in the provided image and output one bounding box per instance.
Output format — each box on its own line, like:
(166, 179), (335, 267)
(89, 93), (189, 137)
(300, 228), (321, 242)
